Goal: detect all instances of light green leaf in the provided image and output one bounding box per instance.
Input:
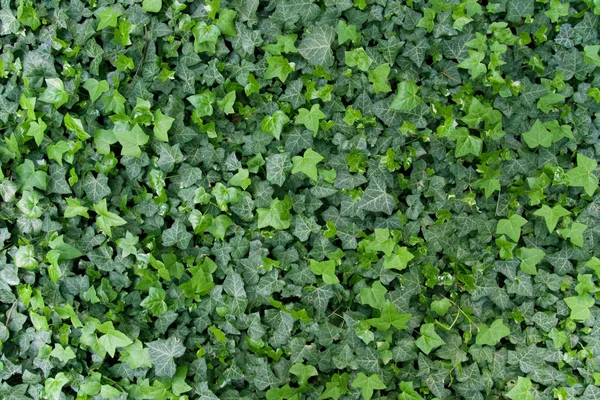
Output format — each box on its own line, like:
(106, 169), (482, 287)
(496, 214), (527, 242)
(566, 153), (598, 196)
(97, 322), (133, 357)
(153, 110), (174, 142)
(336, 20), (358, 45)
(351, 373), (386, 400)
(142, 0), (162, 12)
(398, 381), (423, 400)
(516, 247), (544, 275)
(564, 293), (595, 322)
(415, 323), (445, 354)
(83, 79), (109, 103)
(506, 377), (534, 400)
(265, 56), (295, 83)
(345, 48), (372, 71)
(64, 113), (90, 141)
(295, 104), (326, 134)
(522, 120), (551, 148)
(93, 199), (127, 237)
(50, 344), (76, 362)
(560, 222), (587, 247)
(140, 287), (168, 316)
(359, 281), (387, 309)
(115, 124), (149, 157)
(533, 204), (570, 233)
(257, 196), (292, 230)
(310, 259), (339, 284)
(476, 319), (510, 346)
(390, 81), (421, 111)
(290, 363), (318, 387)
(291, 148), (324, 182)
(368, 64), (391, 94)
(261, 110), (290, 140)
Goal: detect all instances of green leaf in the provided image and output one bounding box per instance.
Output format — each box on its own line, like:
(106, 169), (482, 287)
(336, 20), (358, 45)
(564, 293), (595, 322)
(119, 340), (152, 369)
(97, 322), (133, 357)
(358, 179), (395, 215)
(476, 319), (510, 345)
(262, 110), (290, 140)
(153, 110), (174, 142)
(295, 104), (326, 134)
(310, 259), (339, 284)
(431, 298), (452, 317)
(560, 222), (587, 247)
(359, 281), (387, 309)
(257, 196), (292, 230)
(390, 81), (421, 111)
(383, 247), (414, 271)
(298, 24), (335, 67)
(345, 48), (372, 71)
(142, 0), (162, 13)
(292, 148), (324, 182)
(533, 204), (570, 233)
(367, 301), (411, 331)
(16, 159), (47, 191)
(522, 120), (552, 148)
(265, 56), (295, 83)
(147, 336), (186, 377)
(64, 113), (90, 141)
(496, 214), (527, 242)
(218, 91), (236, 114)
(398, 381), (423, 400)
(192, 22), (220, 54)
(83, 79), (109, 103)
(368, 64), (391, 94)
(350, 373), (386, 400)
(457, 50), (487, 79)
(93, 199), (127, 237)
(140, 287), (168, 316)
(290, 363), (318, 387)
(206, 214), (233, 240)
(39, 78), (69, 108)
(505, 377), (534, 400)
(115, 124), (149, 157)
(415, 323), (445, 354)
(50, 344), (77, 362)
(566, 153), (598, 196)
(516, 247), (544, 275)
(263, 34), (298, 55)
(96, 7), (122, 30)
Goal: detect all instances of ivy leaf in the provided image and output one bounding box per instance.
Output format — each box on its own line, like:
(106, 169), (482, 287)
(291, 148), (324, 182)
(290, 363), (318, 387)
(93, 199), (127, 237)
(298, 24), (335, 67)
(564, 294), (595, 322)
(522, 120), (552, 148)
(142, 0), (162, 13)
(83, 79), (109, 103)
(368, 64), (392, 94)
(345, 48), (372, 71)
(97, 322), (133, 357)
(39, 78), (69, 108)
(367, 301), (411, 331)
(257, 197), (292, 230)
(383, 247), (414, 271)
(140, 287), (168, 316)
(64, 113), (90, 141)
(560, 222), (587, 247)
(116, 231), (138, 258)
(50, 344), (76, 362)
(265, 56), (295, 83)
(358, 179), (395, 215)
(533, 204), (570, 233)
(262, 110), (290, 140)
(390, 81), (421, 111)
(96, 7), (122, 30)
(476, 319), (510, 346)
(359, 281), (387, 309)
(505, 377), (534, 400)
(516, 247), (544, 275)
(295, 104), (326, 134)
(416, 323), (445, 354)
(153, 110), (174, 142)
(336, 20), (358, 45)
(147, 337), (186, 377)
(398, 381), (423, 400)
(310, 259), (339, 284)
(351, 373), (386, 400)
(496, 214), (527, 242)
(16, 159), (47, 191)
(566, 153), (598, 196)
(115, 124), (149, 157)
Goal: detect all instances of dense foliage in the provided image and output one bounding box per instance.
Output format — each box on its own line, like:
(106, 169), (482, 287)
(1, 0), (600, 398)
